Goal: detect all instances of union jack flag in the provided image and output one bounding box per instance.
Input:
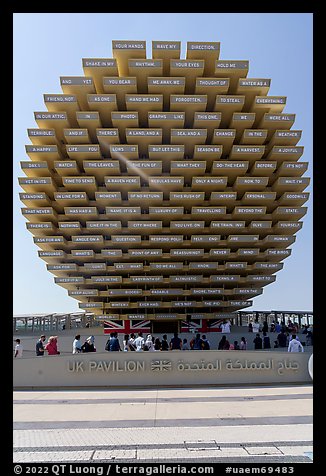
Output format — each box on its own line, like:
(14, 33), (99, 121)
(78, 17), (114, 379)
(180, 320), (202, 332)
(103, 319), (151, 334)
(130, 319), (151, 331)
(151, 360), (172, 371)
(103, 320), (126, 333)
(206, 319), (224, 331)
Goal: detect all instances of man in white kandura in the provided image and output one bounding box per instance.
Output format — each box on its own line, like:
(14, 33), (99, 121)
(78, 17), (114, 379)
(288, 334), (304, 352)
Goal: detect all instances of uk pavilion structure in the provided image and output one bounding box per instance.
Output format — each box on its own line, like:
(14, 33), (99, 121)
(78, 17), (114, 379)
(19, 40), (310, 335)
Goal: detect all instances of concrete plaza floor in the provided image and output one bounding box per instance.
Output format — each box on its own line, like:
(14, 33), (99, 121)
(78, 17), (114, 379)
(13, 384), (313, 463)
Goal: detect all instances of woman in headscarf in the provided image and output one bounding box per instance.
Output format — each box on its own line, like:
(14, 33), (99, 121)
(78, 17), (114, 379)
(154, 337), (161, 351)
(218, 335), (230, 350)
(81, 336), (96, 352)
(240, 336), (247, 350)
(45, 336), (60, 355)
(122, 334), (130, 352)
(145, 334), (155, 352)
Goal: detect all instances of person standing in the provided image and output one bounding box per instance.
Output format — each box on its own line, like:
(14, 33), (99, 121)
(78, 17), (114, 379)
(73, 335), (82, 354)
(154, 337), (161, 350)
(253, 320), (260, 333)
(14, 339), (23, 358)
(109, 332), (121, 351)
(169, 332), (182, 350)
(302, 324), (308, 334)
(277, 330), (287, 348)
(161, 334), (169, 351)
(263, 332), (271, 349)
(240, 337), (247, 350)
(134, 332), (145, 352)
(220, 320), (231, 333)
(122, 334), (130, 352)
(81, 336), (96, 353)
(201, 335), (210, 350)
(218, 335), (230, 350)
(182, 338), (190, 350)
(306, 329), (313, 346)
(262, 321), (269, 333)
(36, 335), (46, 356)
(233, 341), (240, 350)
(253, 333), (263, 350)
(248, 322), (253, 333)
(145, 334), (155, 351)
(45, 336), (60, 355)
(288, 335), (304, 352)
(128, 333), (137, 351)
(192, 333), (203, 350)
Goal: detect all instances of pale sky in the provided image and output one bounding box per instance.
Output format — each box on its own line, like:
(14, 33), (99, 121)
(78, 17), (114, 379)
(13, 13), (313, 314)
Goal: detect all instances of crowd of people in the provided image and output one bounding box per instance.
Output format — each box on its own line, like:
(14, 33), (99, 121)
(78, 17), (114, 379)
(247, 318), (313, 339)
(14, 322), (312, 358)
(97, 331), (305, 354)
(14, 335), (61, 358)
(101, 332), (212, 352)
(251, 332), (305, 351)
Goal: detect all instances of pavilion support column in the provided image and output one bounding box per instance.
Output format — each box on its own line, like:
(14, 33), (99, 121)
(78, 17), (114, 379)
(272, 312), (276, 325)
(24, 318), (28, 332)
(42, 317), (46, 332)
(31, 317), (35, 333)
(13, 318), (17, 333)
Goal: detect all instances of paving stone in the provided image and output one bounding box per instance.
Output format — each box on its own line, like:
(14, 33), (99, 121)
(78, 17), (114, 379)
(13, 451), (93, 462)
(244, 445), (283, 455)
(277, 445), (313, 456)
(93, 449), (137, 460)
